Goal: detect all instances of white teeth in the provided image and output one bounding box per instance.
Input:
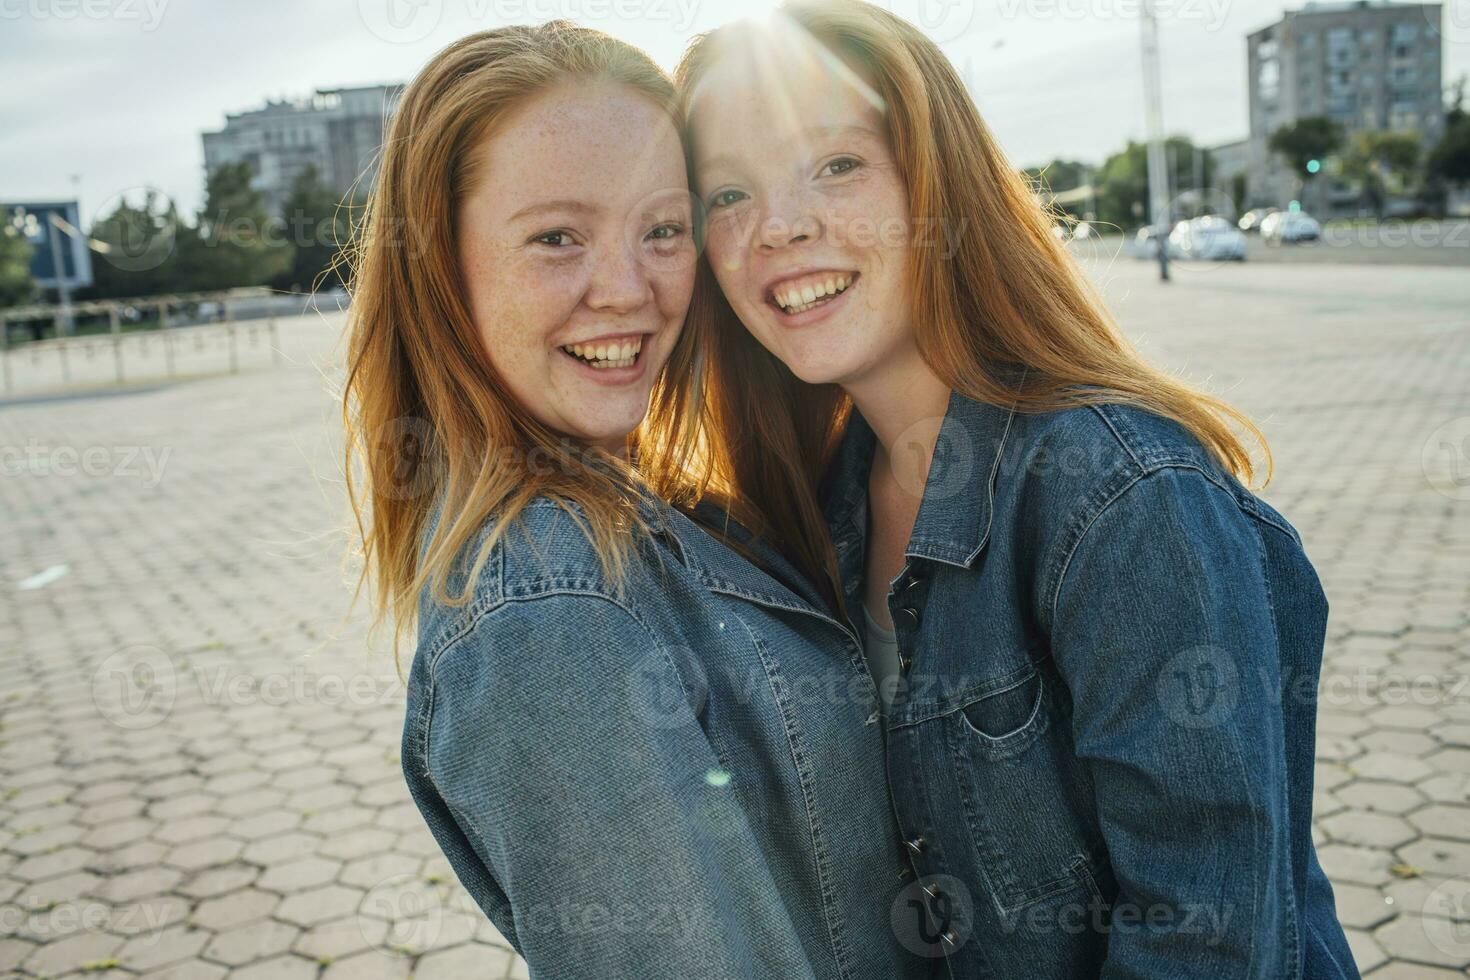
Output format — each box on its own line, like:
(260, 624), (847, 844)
(562, 337), (643, 367)
(773, 274), (854, 312)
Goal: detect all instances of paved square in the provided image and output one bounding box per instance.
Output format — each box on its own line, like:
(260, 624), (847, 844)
(2, 255), (1467, 977)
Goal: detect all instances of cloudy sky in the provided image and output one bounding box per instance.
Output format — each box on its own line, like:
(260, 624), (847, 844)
(2, 0), (1466, 221)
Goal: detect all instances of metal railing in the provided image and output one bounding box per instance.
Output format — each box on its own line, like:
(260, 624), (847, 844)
(1, 289), (285, 396)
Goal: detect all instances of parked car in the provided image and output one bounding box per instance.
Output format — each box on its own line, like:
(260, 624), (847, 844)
(1127, 225), (1173, 259)
(1260, 210), (1322, 243)
(1169, 215), (1247, 261)
(1237, 207), (1279, 234)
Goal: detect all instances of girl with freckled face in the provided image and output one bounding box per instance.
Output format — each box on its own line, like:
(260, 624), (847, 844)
(346, 21), (943, 980)
(677, 2), (1358, 977)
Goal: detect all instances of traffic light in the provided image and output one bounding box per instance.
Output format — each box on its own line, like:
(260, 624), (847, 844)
(1306, 159), (1322, 174)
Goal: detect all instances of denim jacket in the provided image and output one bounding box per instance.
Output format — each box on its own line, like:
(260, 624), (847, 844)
(401, 494), (938, 980)
(823, 390), (1358, 979)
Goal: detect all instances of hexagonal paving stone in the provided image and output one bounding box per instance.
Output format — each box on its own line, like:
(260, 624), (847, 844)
(190, 888), (280, 932)
(1359, 730), (1437, 756)
(1320, 811), (1418, 849)
(1373, 913), (1470, 969)
(11, 846), (95, 882)
(163, 836), (244, 871)
(414, 941), (515, 979)
(1352, 753), (1435, 784)
(1425, 748), (1470, 775)
(240, 831), (321, 865)
(339, 853), (421, 891)
(292, 913), (390, 962)
(22, 929), (123, 977)
(1326, 882), (1398, 930)
(1408, 804), (1470, 841)
(1418, 774), (1470, 806)
(200, 917), (300, 966)
(320, 828), (396, 862)
(98, 866), (184, 904)
(228, 953), (321, 980)
(1344, 928), (1388, 973)
(1334, 781), (1426, 815)
(133, 959), (227, 980)
(115, 922), (210, 972)
(257, 856), (342, 893)
(1317, 843), (1396, 886)
(276, 884), (367, 928)
(1399, 839), (1470, 878)
(320, 947), (412, 980)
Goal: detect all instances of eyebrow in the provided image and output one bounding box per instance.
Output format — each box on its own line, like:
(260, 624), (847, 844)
(507, 199), (600, 222)
(696, 123), (883, 174)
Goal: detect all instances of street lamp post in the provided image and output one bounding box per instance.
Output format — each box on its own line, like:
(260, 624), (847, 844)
(1140, 0), (1171, 282)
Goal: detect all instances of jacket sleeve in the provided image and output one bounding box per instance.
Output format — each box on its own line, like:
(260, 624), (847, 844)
(413, 592), (818, 980)
(1049, 466), (1300, 978)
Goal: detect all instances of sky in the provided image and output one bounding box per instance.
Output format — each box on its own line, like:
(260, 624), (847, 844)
(2, 0), (1466, 223)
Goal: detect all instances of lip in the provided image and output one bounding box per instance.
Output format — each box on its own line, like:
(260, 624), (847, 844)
(557, 330), (649, 348)
(764, 272), (859, 328)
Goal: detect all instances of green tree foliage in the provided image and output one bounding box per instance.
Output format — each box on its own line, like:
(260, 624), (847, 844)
(277, 165), (352, 293)
(192, 161), (290, 291)
(1093, 137), (1211, 229)
(1428, 92), (1470, 187)
(1268, 116), (1344, 178)
(1342, 130), (1422, 217)
(0, 222), (36, 309)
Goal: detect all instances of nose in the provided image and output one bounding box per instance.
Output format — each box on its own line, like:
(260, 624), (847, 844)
(756, 185), (823, 252)
(584, 240), (654, 314)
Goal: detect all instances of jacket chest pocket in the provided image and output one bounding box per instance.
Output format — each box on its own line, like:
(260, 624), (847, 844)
(934, 662), (1110, 916)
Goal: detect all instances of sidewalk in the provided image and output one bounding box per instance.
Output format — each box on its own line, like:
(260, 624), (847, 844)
(2, 259), (1467, 977)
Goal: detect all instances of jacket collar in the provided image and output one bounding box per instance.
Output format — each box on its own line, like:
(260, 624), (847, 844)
(824, 387), (1021, 570)
(667, 500), (838, 620)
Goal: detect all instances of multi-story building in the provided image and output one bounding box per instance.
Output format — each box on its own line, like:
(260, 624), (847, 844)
(201, 84), (404, 218)
(1246, 1), (1443, 217)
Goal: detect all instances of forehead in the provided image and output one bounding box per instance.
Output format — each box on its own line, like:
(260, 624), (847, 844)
(475, 82), (686, 197)
(687, 42), (887, 159)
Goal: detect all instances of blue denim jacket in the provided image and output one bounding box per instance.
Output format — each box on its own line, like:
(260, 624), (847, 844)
(401, 495), (938, 980)
(823, 391), (1359, 979)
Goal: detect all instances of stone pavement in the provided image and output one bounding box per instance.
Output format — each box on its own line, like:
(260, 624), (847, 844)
(1, 257), (1467, 977)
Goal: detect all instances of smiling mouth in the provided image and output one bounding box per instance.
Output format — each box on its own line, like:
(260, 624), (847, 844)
(768, 272), (858, 316)
(559, 335), (645, 370)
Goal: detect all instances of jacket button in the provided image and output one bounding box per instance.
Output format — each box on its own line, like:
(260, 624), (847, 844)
(895, 605), (920, 630)
(905, 836), (926, 856)
(898, 651), (912, 674)
(940, 929), (959, 947)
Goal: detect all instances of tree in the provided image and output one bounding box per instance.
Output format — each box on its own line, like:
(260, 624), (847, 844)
(1342, 130), (1421, 218)
(1428, 82), (1470, 189)
(0, 221), (35, 309)
(193, 161), (290, 291)
(1093, 137), (1211, 229)
(87, 189), (181, 299)
(277, 165), (351, 293)
(1268, 116), (1344, 179)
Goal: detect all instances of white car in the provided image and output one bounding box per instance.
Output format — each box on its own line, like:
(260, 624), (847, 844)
(1237, 207), (1278, 233)
(1260, 210), (1321, 243)
(1169, 216), (1247, 261)
(1127, 225), (1173, 259)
